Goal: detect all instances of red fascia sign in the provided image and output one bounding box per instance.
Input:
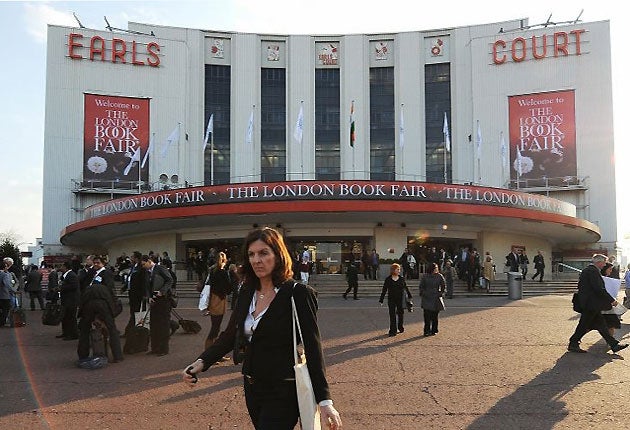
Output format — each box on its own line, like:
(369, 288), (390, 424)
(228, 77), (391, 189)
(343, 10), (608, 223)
(493, 29), (585, 65)
(67, 33), (161, 67)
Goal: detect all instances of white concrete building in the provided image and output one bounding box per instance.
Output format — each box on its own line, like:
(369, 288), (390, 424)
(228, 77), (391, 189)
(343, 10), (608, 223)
(42, 17), (615, 274)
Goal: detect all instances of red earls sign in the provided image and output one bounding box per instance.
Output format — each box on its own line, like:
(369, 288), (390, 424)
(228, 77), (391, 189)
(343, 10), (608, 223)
(508, 90), (577, 186)
(83, 94), (150, 187)
(493, 29), (585, 64)
(67, 33), (160, 67)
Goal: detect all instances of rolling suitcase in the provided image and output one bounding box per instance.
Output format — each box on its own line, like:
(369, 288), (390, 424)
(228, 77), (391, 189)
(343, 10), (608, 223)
(42, 294), (63, 326)
(171, 309), (201, 334)
(123, 311), (150, 354)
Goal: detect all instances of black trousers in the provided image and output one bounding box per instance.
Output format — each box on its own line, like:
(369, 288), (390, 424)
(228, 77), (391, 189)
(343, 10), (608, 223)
(344, 281), (358, 298)
(149, 296), (171, 353)
(0, 299), (11, 326)
(77, 309), (123, 361)
(388, 301), (405, 334)
(29, 291), (45, 310)
(61, 303), (78, 338)
(423, 309), (439, 334)
(569, 309), (618, 347)
(244, 377), (299, 430)
(206, 314), (225, 341)
(532, 268), (545, 281)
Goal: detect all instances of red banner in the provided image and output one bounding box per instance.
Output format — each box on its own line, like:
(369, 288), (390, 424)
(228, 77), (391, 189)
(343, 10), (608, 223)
(83, 94), (150, 188)
(508, 90), (576, 187)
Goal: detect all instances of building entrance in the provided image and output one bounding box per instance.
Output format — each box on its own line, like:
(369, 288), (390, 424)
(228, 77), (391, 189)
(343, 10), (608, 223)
(288, 238), (371, 275)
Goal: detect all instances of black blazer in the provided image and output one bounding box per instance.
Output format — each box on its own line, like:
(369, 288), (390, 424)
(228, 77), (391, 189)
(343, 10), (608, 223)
(149, 264), (173, 296)
(198, 280), (331, 402)
(59, 270), (80, 307)
(577, 264), (615, 312)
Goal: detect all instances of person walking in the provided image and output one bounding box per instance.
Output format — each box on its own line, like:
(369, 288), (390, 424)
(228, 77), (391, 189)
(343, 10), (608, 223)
(56, 261), (80, 340)
(142, 255), (173, 356)
(182, 227), (342, 429)
(441, 259), (456, 299)
(568, 254), (628, 354)
(77, 256), (124, 364)
(123, 251), (149, 337)
(25, 264), (44, 311)
(419, 263), (446, 336)
(482, 253), (495, 292)
(379, 263), (412, 337)
(203, 251), (232, 350)
(343, 261), (359, 300)
(531, 250), (545, 282)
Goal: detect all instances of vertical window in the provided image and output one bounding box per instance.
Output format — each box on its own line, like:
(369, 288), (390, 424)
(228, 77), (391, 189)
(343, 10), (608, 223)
(369, 67), (395, 180)
(425, 64), (451, 183)
(204, 65), (231, 185)
(315, 69), (340, 180)
(261, 68), (287, 182)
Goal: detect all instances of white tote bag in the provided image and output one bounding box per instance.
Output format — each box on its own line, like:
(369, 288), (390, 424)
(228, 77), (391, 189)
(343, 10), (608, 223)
(291, 295), (321, 430)
(198, 284), (211, 311)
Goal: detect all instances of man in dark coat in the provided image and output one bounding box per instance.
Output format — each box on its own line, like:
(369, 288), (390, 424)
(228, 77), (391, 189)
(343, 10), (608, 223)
(142, 255), (173, 356)
(25, 265), (44, 310)
(77, 256), (123, 363)
(123, 251), (149, 336)
(568, 254), (628, 354)
(56, 261), (80, 340)
(505, 249), (520, 273)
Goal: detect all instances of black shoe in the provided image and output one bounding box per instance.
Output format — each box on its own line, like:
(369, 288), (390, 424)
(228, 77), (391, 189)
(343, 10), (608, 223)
(568, 343), (587, 353)
(342, 294), (347, 300)
(63, 336), (78, 341)
(611, 343), (629, 353)
(56, 334), (65, 338)
(388, 332), (397, 337)
(353, 297), (360, 300)
(398, 327), (404, 333)
(424, 332), (432, 337)
(432, 330), (439, 334)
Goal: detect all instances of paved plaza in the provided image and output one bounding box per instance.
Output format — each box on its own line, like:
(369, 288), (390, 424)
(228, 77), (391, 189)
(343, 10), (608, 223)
(2, 294), (629, 429)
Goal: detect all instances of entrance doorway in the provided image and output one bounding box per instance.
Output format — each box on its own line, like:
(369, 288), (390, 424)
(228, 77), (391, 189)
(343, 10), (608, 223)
(288, 238), (371, 275)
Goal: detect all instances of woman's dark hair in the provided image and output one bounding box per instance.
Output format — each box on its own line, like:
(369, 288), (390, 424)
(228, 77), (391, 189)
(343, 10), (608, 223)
(241, 227), (293, 288)
(428, 262), (439, 273)
(601, 262), (613, 276)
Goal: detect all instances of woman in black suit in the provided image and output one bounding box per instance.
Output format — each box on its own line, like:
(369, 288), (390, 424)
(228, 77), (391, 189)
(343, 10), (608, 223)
(183, 227), (342, 430)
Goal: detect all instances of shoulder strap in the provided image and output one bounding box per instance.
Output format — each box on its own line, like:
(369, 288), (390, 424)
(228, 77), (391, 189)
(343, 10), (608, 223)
(291, 282), (305, 365)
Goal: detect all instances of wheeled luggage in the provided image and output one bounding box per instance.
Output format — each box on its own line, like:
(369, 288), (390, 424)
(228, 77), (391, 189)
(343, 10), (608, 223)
(42, 294), (63, 326)
(171, 309), (201, 334)
(124, 311), (150, 354)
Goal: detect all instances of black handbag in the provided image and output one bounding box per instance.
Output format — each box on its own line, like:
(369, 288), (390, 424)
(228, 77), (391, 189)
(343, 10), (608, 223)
(123, 311), (150, 354)
(42, 301), (63, 326)
(572, 292), (582, 313)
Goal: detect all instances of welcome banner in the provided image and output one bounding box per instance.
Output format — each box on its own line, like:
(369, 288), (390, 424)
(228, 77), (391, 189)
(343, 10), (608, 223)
(508, 90), (576, 186)
(83, 94), (150, 188)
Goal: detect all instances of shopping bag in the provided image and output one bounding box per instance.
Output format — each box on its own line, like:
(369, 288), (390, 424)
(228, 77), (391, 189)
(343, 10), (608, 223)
(198, 284), (211, 311)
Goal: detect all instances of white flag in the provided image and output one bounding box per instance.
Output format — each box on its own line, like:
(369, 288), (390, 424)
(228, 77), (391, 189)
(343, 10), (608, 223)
(123, 148), (141, 176)
(293, 103), (304, 144)
(476, 121), (482, 160)
(500, 132), (507, 167)
(141, 134), (154, 168)
(161, 124), (180, 158)
(443, 112), (451, 153)
(516, 146), (523, 176)
(203, 114), (214, 152)
(246, 109), (254, 145)
(399, 106), (405, 149)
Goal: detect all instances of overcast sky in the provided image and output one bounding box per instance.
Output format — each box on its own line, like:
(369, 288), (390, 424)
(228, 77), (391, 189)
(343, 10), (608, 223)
(0, 0), (626, 249)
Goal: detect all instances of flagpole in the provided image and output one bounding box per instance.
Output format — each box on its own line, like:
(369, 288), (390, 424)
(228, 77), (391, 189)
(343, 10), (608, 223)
(299, 100), (304, 180)
(400, 103), (404, 179)
(210, 128), (214, 185)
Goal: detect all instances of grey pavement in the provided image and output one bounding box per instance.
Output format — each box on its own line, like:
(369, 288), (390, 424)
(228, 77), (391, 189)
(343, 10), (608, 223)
(1, 294), (629, 429)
